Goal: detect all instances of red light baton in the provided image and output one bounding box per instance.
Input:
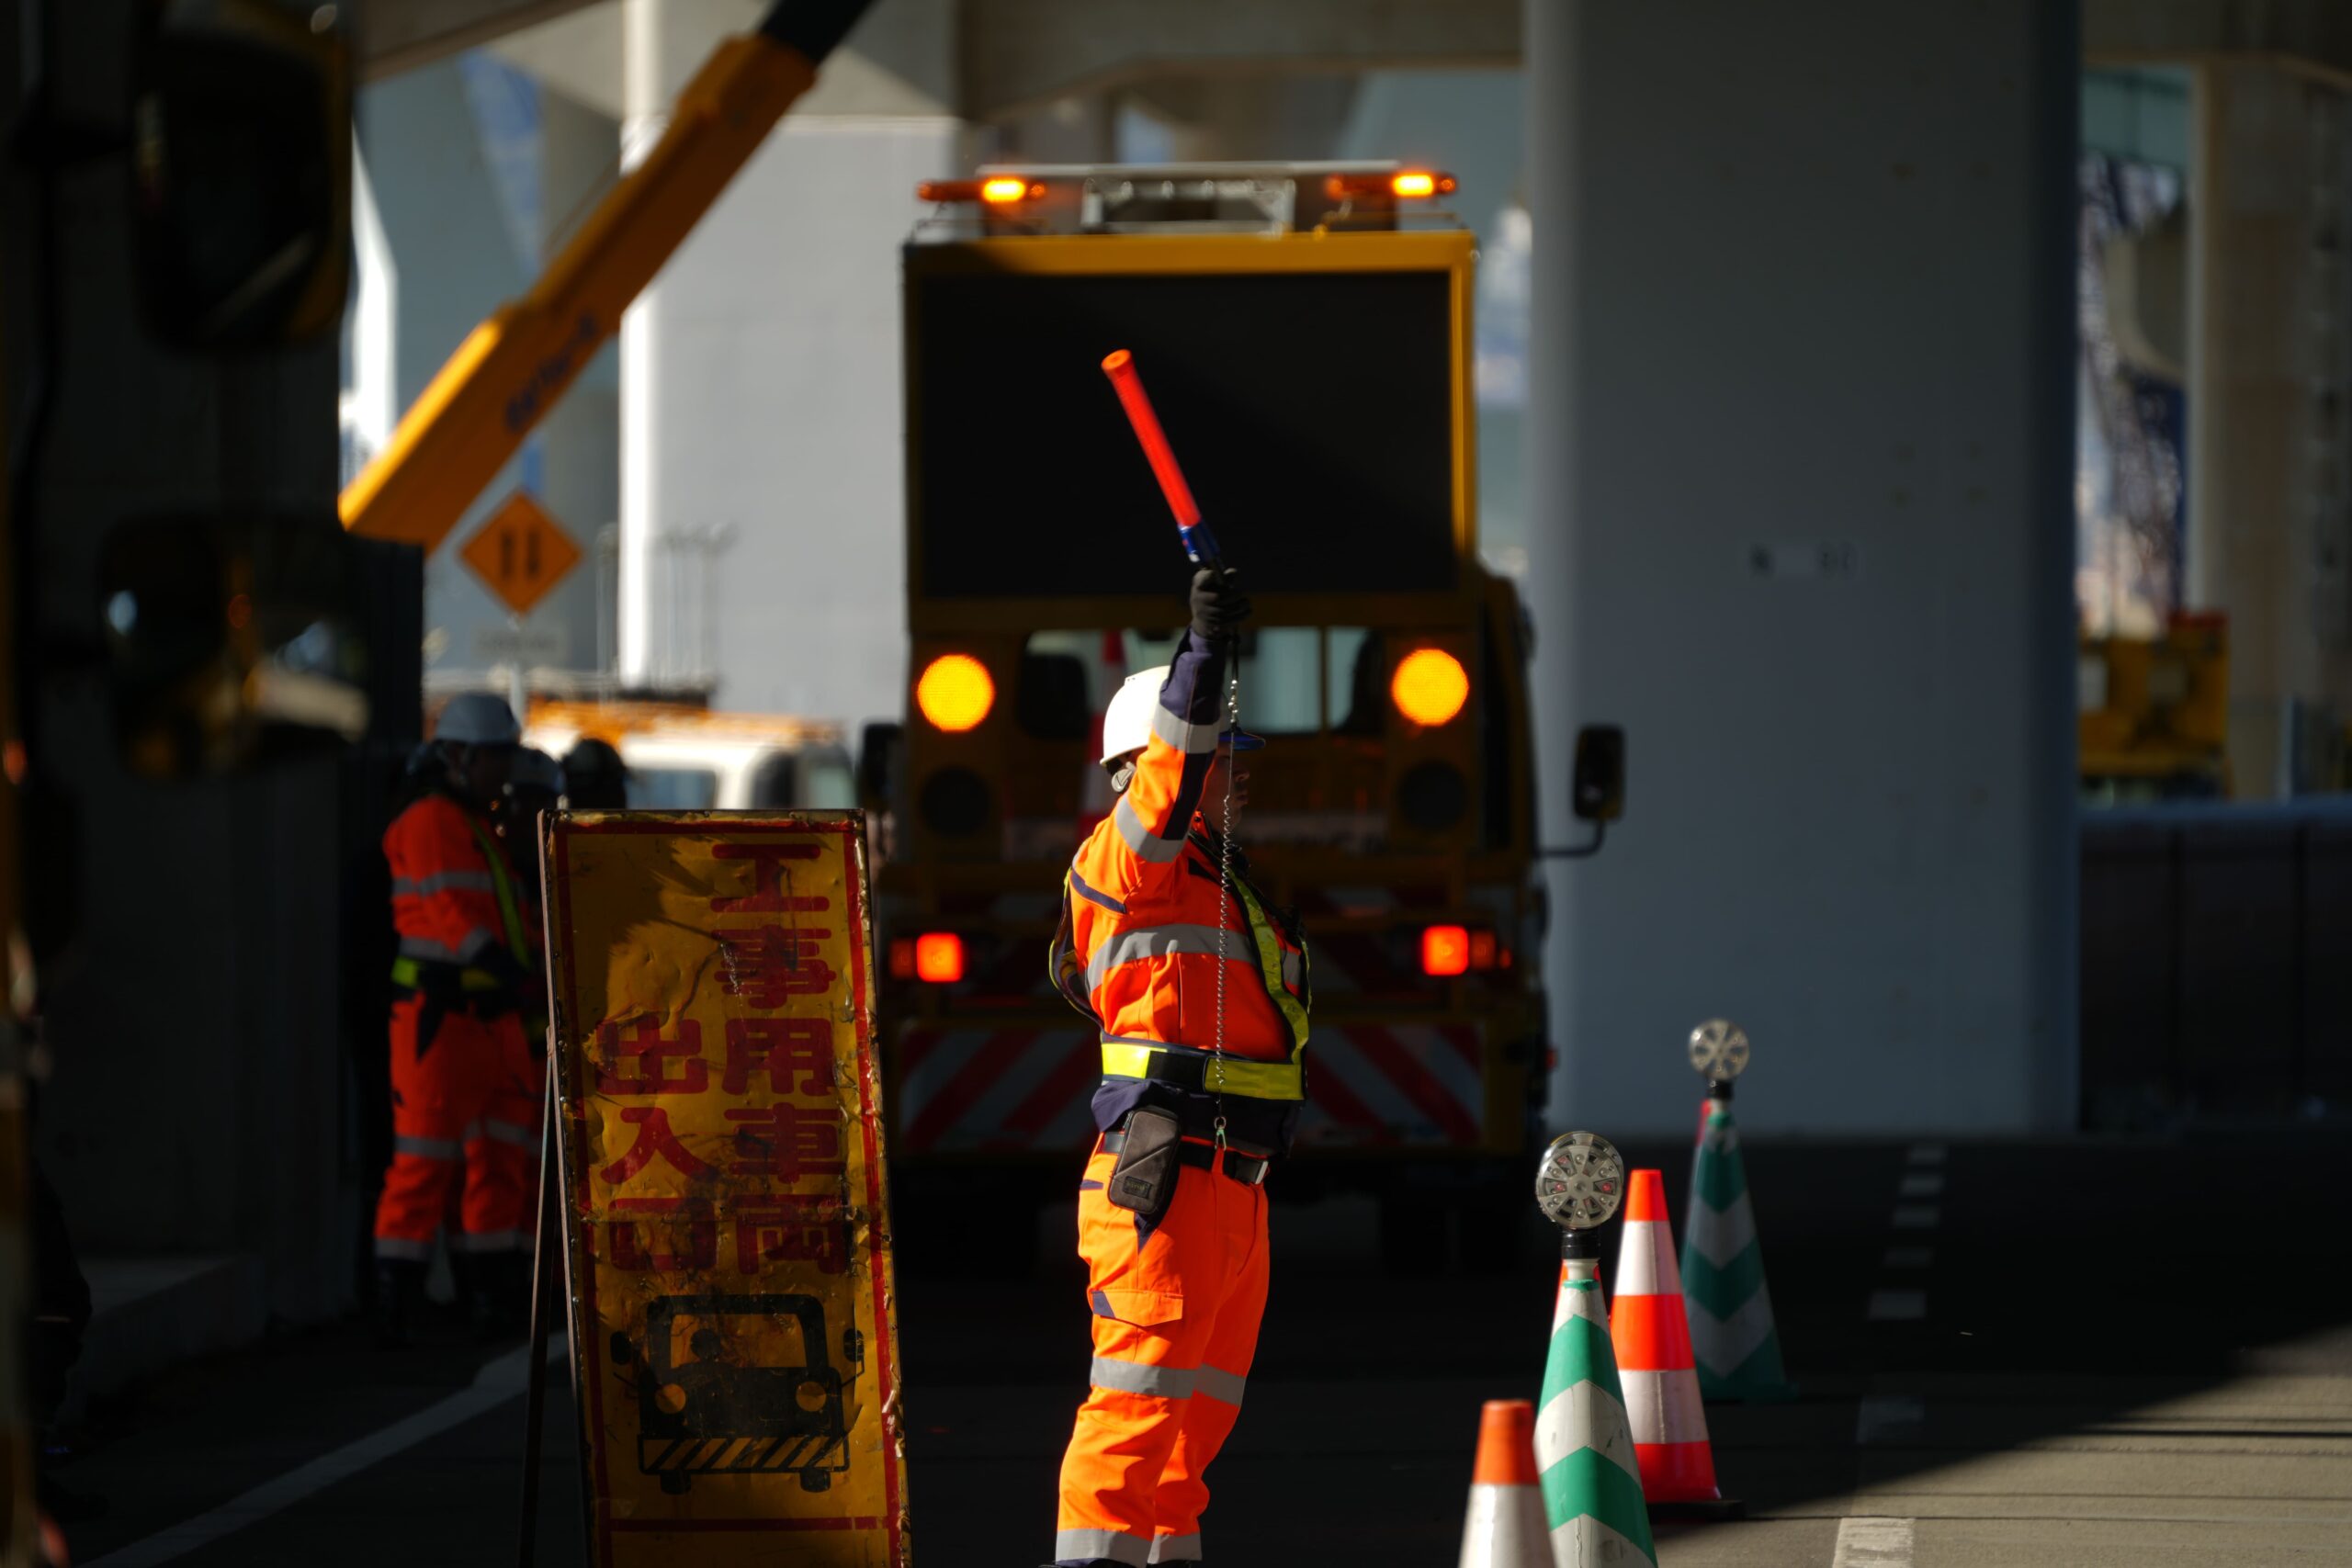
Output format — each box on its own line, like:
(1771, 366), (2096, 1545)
(1101, 349), (1223, 570)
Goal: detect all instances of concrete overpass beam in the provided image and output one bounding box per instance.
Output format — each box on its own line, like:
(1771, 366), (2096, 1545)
(359, 0), (605, 80)
(960, 0), (1515, 122)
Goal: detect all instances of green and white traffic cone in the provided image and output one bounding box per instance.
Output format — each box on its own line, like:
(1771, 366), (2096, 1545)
(1534, 1238), (1657, 1567)
(1680, 1087), (1796, 1403)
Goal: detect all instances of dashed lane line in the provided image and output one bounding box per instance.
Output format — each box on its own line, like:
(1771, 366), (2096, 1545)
(1890, 1204), (1939, 1230)
(1831, 1516), (1917, 1567)
(84, 1339), (560, 1567)
(1881, 1247), (1933, 1269)
(1896, 1172), (1944, 1199)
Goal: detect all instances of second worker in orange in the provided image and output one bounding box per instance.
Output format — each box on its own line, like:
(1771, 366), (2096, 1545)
(1046, 567), (1309, 1568)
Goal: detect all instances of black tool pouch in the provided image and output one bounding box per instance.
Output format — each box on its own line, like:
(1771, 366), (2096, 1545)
(1104, 1108), (1182, 1220)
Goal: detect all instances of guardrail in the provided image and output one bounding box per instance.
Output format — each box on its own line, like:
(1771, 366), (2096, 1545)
(2082, 800), (2352, 1127)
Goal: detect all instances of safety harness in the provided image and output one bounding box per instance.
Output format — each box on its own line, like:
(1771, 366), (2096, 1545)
(389, 811), (529, 996)
(1049, 829), (1310, 1102)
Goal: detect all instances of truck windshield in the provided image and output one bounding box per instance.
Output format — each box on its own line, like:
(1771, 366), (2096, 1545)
(628, 768), (719, 809)
(1020, 627), (1378, 737)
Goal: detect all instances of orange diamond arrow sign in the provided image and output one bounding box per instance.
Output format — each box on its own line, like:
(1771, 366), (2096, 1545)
(461, 491), (582, 617)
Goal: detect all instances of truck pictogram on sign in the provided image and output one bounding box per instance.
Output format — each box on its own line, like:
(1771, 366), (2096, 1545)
(626, 1292), (863, 1495)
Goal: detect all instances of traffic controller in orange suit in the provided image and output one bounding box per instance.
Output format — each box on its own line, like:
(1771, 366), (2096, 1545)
(371, 694), (543, 1346)
(1046, 569), (1308, 1568)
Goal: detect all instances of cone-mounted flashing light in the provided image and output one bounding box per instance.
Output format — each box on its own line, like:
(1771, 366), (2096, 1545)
(1535, 1131), (1625, 1235)
(1688, 1019), (1749, 1088)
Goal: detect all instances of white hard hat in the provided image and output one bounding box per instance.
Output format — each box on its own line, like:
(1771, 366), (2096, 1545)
(436, 692), (521, 746)
(1101, 666), (1169, 766)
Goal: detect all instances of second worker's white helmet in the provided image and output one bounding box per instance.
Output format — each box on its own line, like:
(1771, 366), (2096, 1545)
(1100, 666), (1170, 769)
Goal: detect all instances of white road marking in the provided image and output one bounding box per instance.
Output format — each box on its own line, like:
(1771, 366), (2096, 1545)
(85, 1340), (560, 1567)
(1890, 1204), (1939, 1229)
(1853, 1394), (1925, 1446)
(1867, 1289), (1927, 1322)
(1831, 1515), (1917, 1567)
(1905, 1143), (1947, 1166)
(1896, 1172), (1943, 1199)
(1881, 1247), (1933, 1268)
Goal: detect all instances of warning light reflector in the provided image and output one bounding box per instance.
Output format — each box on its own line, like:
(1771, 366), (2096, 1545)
(1422, 924), (1472, 977)
(888, 938), (917, 979)
(917, 653), (994, 732)
(914, 931), (966, 984)
(1391, 648), (1470, 728)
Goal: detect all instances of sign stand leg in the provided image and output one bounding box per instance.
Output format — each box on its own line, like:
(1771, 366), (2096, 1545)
(516, 1055), (560, 1568)
(508, 612), (530, 723)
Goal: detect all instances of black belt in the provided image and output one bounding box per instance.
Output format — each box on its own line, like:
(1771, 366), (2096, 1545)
(1100, 1128), (1272, 1187)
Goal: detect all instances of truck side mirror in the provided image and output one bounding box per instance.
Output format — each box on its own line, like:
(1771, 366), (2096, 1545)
(1570, 726), (1624, 822)
(858, 721), (904, 814)
(131, 0), (351, 351)
(99, 513), (370, 777)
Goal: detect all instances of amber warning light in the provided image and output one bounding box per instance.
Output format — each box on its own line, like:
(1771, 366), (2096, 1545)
(1325, 170), (1458, 200)
(1391, 648), (1470, 728)
(916, 176), (1046, 205)
(916, 653), (995, 732)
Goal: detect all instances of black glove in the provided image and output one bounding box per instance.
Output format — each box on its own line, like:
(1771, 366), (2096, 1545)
(1188, 567), (1251, 644)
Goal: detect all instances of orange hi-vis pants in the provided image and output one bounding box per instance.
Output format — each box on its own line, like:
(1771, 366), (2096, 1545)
(372, 993), (542, 1262)
(1055, 1141), (1270, 1566)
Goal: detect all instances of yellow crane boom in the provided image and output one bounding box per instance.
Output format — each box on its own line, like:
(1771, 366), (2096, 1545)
(339, 0), (872, 551)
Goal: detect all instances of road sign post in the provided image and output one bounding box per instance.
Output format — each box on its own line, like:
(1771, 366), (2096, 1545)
(542, 810), (909, 1567)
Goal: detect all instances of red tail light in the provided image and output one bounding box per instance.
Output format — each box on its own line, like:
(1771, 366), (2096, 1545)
(913, 931), (966, 984)
(1422, 924), (1503, 977)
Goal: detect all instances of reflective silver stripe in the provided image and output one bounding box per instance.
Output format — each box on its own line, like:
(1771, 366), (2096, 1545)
(456, 925), (499, 962)
(374, 1235), (433, 1261)
(1195, 1364), (1246, 1407)
(1085, 923), (1236, 991)
(392, 870), (498, 898)
(1055, 1529), (1152, 1566)
(1113, 796), (1185, 863)
(452, 1229), (523, 1253)
(1281, 950), (1302, 991)
(1150, 701), (1216, 755)
(397, 936), (464, 962)
(1148, 1533), (1203, 1564)
(480, 1119), (537, 1149)
(1088, 1355), (1195, 1399)
(394, 1134), (462, 1161)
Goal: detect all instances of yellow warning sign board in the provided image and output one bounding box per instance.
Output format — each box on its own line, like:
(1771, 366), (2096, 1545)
(544, 811), (909, 1567)
(460, 490), (582, 617)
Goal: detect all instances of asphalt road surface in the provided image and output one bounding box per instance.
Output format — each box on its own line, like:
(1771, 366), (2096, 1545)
(49, 1129), (2352, 1566)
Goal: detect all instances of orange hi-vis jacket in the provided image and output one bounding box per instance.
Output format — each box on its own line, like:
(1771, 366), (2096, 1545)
(1050, 629), (1310, 1154)
(387, 791), (528, 995)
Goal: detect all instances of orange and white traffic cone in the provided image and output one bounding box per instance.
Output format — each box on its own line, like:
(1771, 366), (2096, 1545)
(1611, 1168), (1736, 1511)
(1456, 1399), (1550, 1568)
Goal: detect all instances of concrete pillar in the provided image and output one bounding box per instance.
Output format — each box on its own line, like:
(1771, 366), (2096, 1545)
(2187, 63), (2351, 796)
(616, 0), (960, 722)
(1522, 0), (2079, 1134)
(532, 83), (620, 675)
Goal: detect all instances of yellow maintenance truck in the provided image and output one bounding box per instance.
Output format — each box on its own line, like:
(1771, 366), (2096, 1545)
(868, 164), (1569, 1270)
